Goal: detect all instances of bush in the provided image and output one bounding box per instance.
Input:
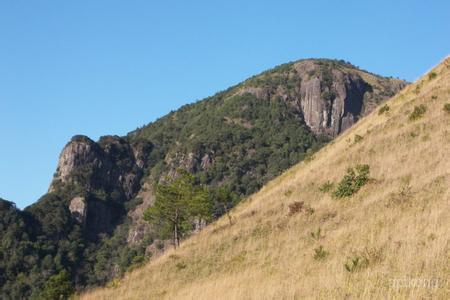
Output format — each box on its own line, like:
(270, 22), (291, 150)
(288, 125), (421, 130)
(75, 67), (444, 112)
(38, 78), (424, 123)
(333, 165), (370, 198)
(39, 270), (74, 300)
(319, 181), (334, 193)
(344, 247), (383, 272)
(444, 103), (450, 114)
(288, 201), (304, 216)
(409, 105), (427, 121)
(287, 201), (314, 216)
(310, 228), (323, 240)
(344, 256), (368, 272)
(428, 72), (437, 80)
(353, 134), (363, 143)
(378, 104), (390, 115)
(175, 262), (187, 270)
(313, 246), (329, 260)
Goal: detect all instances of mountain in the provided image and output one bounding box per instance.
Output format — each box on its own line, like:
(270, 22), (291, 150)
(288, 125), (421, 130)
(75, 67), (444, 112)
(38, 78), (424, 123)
(0, 58), (407, 298)
(81, 57), (450, 299)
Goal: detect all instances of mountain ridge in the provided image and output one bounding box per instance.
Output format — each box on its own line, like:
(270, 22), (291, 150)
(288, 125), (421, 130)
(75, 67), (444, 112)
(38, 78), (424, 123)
(82, 56), (449, 299)
(0, 58), (407, 298)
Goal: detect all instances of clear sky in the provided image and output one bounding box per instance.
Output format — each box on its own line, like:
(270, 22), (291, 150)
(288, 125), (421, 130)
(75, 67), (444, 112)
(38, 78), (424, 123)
(1, 0), (449, 208)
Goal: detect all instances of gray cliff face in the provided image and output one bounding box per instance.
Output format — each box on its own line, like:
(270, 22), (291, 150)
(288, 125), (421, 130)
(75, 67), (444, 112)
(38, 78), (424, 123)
(296, 69), (366, 136)
(50, 135), (149, 201)
(51, 136), (103, 187)
(50, 135), (152, 233)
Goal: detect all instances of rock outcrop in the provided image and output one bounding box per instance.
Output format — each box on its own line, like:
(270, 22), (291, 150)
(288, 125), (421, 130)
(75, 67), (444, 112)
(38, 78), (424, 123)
(49, 135), (153, 234)
(50, 135), (150, 201)
(69, 196), (87, 225)
(238, 59), (407, 137)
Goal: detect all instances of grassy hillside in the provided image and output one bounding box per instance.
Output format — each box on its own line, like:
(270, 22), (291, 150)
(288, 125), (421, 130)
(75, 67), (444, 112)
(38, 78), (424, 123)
(82, 58), (449, 299)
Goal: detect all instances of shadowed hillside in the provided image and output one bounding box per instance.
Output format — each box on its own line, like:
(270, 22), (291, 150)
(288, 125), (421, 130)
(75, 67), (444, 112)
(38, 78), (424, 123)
(82, 57), (449, 299)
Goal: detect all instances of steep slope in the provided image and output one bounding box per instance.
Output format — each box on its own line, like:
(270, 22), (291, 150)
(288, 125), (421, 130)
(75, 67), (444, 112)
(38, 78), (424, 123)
(82, 57), (449, 299)
(0, 59), (406, 298)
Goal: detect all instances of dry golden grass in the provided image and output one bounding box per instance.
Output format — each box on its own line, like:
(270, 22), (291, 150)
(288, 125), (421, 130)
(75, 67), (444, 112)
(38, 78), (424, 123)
(81, 57), (450, 300)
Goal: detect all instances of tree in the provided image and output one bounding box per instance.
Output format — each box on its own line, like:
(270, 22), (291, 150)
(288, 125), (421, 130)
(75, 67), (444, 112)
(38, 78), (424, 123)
(212, 187), (238, 226)
(144, 170), (211, 248)
(38, 270), (74, 300)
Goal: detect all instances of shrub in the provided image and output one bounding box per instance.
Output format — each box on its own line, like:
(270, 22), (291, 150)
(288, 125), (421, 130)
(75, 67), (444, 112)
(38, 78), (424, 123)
(284, 189), (293, 197)
(319, 181), (334, 193)
(409, 105), (427, 121)
(444, 103), (450, 114)
(107, 278), (121, 288)
(287, 201), (314, 216)
(378, 104), (390, 115)
(39, 270), (74, 299)
(344, 256), (368, 272)
(353, 134), (363, 143)
(310, 227), (323, 240)
(313, 246), (329, 260)
(333, 164), (370, 198)
(344, 247), (383, 272)
(288, 201), (304, 216)
(387, 182), (413, 207)
(322, 90), (336, 101)
(175, 262), (187, 270)
(428, 72), (437, 80)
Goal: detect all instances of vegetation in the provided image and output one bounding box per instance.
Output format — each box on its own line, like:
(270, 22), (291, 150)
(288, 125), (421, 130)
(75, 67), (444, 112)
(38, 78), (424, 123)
(378, 104), (390, 115)
(37, 271), (74, 300)
(0, 58), (408, 298)
(144, 170), (211, 248)
(287, 201), (305, 216)
(81, 58), (449, 300)
(332, 165), (370, 198)
(319, 181), (334, 193)
(409, 104), (427, 121)
(344, 256), (368, 272)
(444, 103), (450, 114)
(313, 246), (329, 260)
(132, 92), (328, 197)
(310, 227), (323, 240)
(210, 186), (238, 225)
(353, 134), (363, 143)
(428, 72), (437, 80)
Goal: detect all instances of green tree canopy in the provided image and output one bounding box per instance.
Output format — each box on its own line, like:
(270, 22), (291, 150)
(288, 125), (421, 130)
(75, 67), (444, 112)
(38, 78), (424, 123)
(37, 270), (74, 300)
(144, 170), (212, 247)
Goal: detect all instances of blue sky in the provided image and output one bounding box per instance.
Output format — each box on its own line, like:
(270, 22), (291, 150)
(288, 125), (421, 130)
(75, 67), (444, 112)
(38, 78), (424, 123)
(1, 1), (449, 208)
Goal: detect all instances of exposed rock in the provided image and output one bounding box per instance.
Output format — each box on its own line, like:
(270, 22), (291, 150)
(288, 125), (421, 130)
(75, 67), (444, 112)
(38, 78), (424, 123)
(165, 151), (199, 180)
(236, 59), (407, 137)
(69, 196), (87, 225)
(49, 135), (152, 235)
(127, 183), (155, 245)
(200, 153), (212, 170)
(237, 86), (269, 100)
(50, 135), (103, 189)
(193, 218), (207, 233)
(50, 135), (146, 203)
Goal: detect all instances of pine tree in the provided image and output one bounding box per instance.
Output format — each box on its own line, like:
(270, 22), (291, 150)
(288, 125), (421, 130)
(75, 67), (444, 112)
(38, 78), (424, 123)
(144, 170), (211, 248)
